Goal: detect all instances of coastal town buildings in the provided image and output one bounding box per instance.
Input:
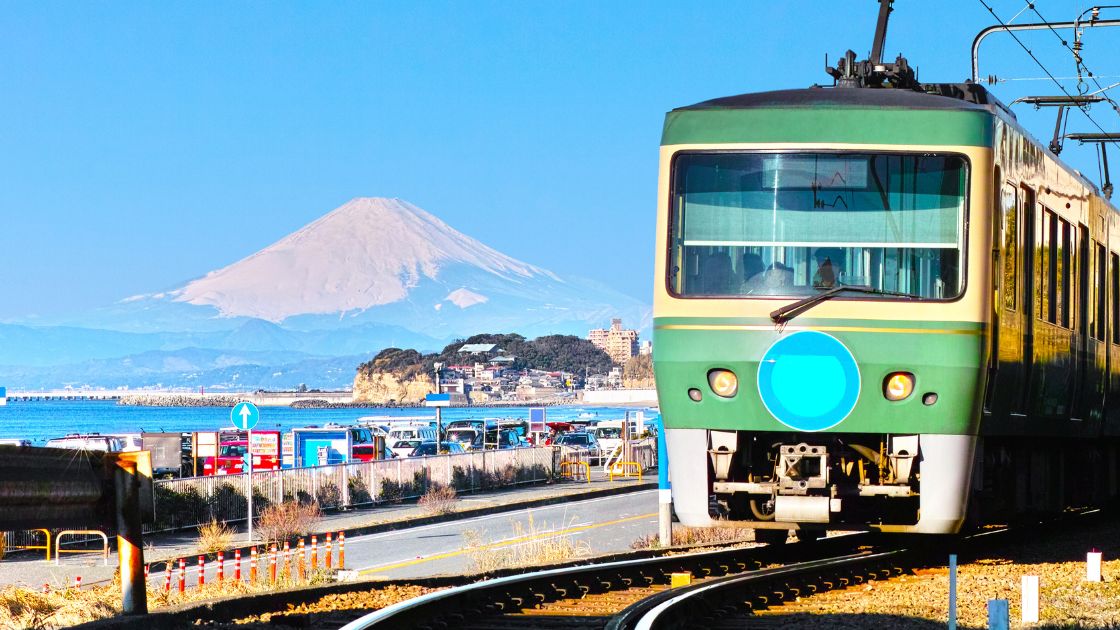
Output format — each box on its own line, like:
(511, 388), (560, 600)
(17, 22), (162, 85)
(588, 318), (639, 364)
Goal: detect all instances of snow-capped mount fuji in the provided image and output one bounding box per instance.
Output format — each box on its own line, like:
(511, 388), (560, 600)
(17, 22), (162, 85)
(1, 197), (648, 389)
(154, 196), (648, 335)
(172, 197), (562, 321)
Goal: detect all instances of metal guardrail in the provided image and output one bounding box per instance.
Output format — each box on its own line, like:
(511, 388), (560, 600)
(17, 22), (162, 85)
(608, 461), (643, 482)
(55, 530), (109, 566)
(559, 461), (591, 483)
(6, 528), (52, 561)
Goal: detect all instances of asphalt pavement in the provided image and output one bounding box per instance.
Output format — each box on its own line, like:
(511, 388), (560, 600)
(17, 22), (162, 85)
(0, 477), (655, 590)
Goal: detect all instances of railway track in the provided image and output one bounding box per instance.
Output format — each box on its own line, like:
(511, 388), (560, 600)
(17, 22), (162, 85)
(333, 533), (910, 630)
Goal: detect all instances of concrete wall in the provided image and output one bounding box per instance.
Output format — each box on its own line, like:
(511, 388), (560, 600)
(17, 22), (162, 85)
(581, 389), (658, 404)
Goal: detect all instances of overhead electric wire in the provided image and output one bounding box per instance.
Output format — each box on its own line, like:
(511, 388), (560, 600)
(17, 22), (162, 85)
(974, 0), (1120, 151)
(1023, 1), (1120, 111)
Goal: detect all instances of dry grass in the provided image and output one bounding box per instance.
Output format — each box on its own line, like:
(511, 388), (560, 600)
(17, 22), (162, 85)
(196, 519), (236, 554)
(0, 562), (343, 629)
(0, 581), (119, 629)
(631, 525), (755, 550)
(417, 483), (458, 516)
(463, 515), (591, 574)
(256, 501), (321, 544)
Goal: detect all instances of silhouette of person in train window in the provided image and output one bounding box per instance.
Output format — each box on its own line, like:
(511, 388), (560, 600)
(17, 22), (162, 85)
(742, 257), (793, 293)
(741, 252), (765, 285)
(812, 248), (840, 289)
(698, 250), (732, 295)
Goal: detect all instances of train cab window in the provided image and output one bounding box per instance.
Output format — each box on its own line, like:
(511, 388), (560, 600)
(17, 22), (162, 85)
(668, 152), (967, 300)
(1000, 184), (1018, 311)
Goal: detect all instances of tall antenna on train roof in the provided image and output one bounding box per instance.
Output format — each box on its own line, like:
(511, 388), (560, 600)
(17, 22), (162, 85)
(825, 0), (920, 90)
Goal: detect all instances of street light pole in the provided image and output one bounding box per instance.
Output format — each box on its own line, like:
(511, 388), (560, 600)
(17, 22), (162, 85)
(434, 362), (444, 440)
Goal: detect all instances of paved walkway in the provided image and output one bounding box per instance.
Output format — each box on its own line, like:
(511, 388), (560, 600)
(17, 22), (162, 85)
(0, 473), (654, 589)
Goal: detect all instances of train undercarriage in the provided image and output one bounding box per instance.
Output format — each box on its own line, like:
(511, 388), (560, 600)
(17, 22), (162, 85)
(704, 430), (924, 530)
(668, 428), (1120, 536)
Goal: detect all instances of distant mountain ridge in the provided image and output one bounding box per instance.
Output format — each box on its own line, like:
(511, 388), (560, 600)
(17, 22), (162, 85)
(1, 197), (649, 389)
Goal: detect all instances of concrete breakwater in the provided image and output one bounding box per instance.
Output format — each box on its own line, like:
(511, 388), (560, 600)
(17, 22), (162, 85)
(118, 394), (241, 407)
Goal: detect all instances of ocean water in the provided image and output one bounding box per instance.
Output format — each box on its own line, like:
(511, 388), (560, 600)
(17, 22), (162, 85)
(0, 400), (656, 444)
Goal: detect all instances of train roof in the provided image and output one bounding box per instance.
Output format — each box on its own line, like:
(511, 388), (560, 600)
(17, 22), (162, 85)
(675, 83), (1014, 118)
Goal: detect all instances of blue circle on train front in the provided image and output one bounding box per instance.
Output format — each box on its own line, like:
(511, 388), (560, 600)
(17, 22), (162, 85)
(757, 330), (860, 432)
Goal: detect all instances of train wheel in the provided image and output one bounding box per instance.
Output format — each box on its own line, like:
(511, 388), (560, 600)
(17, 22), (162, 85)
(754, 529), (788, 545)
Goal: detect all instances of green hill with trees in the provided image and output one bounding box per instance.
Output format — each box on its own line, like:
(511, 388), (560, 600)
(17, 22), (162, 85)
(356, 333), (614, 378)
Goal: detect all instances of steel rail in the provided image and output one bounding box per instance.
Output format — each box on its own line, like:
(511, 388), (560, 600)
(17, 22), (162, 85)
(338, 533), (878, 630)
(608, 549), (907, 630)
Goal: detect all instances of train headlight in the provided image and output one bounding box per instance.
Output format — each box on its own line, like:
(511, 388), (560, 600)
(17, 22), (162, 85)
(883, 372), (915, 401)
(707, 369), (739, 398)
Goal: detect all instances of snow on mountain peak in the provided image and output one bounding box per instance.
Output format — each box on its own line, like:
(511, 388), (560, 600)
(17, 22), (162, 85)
(174, 197), (552, 321)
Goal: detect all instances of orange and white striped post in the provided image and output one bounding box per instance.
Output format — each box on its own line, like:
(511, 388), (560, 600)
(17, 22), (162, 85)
(282, 541), (291, 579)
(234, 549), (242, 581)
(297, 538), (306, 581)
(73, 576), (81, 590)
(338, 532), (345, 569)
(42, 583), (50, 594)
(268, 544), (278, 583)
(217, 551), (224, 582)
(178, 558), (186, 593)
(325, 532), (333, 569)
(250, 547), (258, 583)
(145, 564), (150, 581)
(163, 563), (172, 592)
(197, 555), (205, 587)
(311, 535), (318, 571)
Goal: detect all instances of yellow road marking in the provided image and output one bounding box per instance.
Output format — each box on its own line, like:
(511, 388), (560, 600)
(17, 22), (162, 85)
(358, 512), (657, 575)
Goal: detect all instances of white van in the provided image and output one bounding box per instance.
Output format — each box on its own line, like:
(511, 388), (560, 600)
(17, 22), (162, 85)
(46, 434), (125, 452)
(592, 420), (627, 456)
(387, 425), (437, 444)
(109, 433), (143, 452)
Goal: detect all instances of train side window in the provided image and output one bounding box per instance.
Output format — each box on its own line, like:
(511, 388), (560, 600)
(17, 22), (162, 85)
(1113, 252), (1120, 345)
(1094, 242), (1107, 340)
(1042, 209), (1058, 324)
(1038, 209), (1050, 321)
(1000, 184), (1018, 311)
(1060, 218), (1072, 329)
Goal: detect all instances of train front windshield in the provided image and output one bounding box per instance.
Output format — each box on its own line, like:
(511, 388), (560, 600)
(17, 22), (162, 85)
(669, 153), (967, 300)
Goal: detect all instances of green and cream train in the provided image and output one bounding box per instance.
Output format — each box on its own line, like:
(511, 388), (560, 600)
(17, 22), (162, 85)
(652, 83), (1120, 538)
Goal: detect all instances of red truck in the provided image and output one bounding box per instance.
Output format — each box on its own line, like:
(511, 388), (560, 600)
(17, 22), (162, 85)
(202, 429), (281, 475)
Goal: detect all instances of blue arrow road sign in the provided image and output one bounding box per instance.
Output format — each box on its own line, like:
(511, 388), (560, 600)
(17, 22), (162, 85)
(231, 401), (260, 430)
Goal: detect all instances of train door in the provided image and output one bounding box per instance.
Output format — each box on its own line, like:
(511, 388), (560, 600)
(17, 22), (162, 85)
(989, 181), (1023, 418)
(999, 181), (1030, 417)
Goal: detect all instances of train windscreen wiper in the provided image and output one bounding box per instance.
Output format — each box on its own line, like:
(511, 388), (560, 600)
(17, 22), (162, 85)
(769, 285), (914, 324)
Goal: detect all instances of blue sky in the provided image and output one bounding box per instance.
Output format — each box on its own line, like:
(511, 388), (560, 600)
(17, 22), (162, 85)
(1, 1), (1117, 320)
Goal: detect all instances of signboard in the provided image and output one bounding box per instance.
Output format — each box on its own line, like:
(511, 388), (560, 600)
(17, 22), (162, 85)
(231, 401), (260, 430)
(529, 407), (547, 433)
(251, 431), (279, 456)
(194, 432), (218, 459)
(425, 393), (451, 407)
(281, 432), (295, 468)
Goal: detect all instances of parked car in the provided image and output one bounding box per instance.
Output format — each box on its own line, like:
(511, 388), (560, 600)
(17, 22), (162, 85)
(0, 438), (32, 447)
(390, 439), (423, 458)
(554, 432), (603, 464)
(408, 441), (467, 457)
